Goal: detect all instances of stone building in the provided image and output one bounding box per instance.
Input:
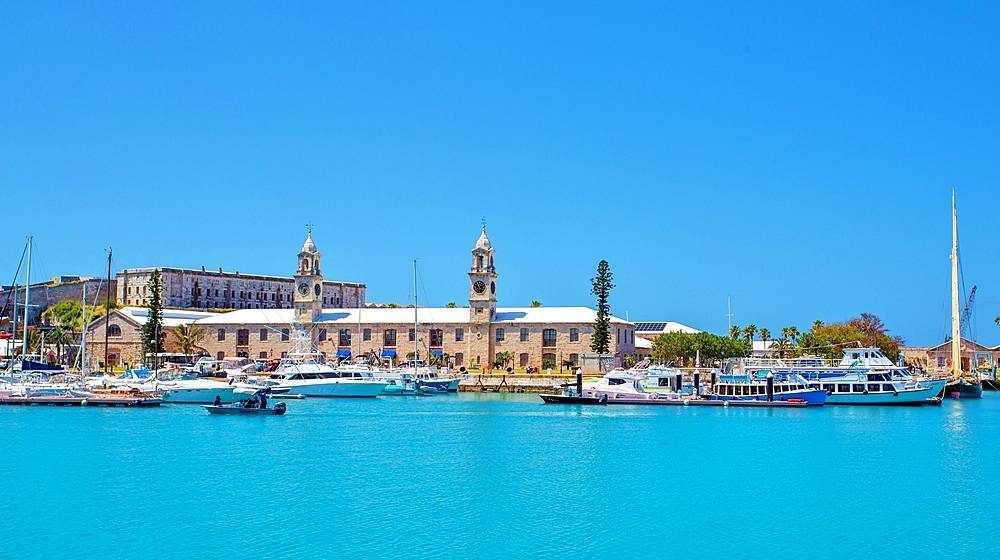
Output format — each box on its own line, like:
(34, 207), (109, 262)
(1, 277), (114, 327)
(84, 307), (218, 369)
(191, 227), (637, 371)
(902, 338), (1000, 375)
(116, 239), (365, 311)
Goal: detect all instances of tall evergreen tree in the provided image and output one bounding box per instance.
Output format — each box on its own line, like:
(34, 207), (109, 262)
(141, 269), (165, 365)
(590, 260), (615, 354)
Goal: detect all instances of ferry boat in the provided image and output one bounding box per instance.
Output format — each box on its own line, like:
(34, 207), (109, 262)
(750, 349), (945, 405)
(711, 367), (827, 405)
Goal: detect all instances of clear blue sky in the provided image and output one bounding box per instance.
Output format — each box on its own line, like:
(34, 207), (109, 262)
(2, 2), (998, 346)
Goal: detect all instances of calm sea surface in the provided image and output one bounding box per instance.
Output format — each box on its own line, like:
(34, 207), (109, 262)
(1, 392), (998, 559)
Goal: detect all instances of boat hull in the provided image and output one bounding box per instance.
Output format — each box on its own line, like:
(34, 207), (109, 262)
(710, 388), (827, 406)
(944, 380), (983, 399)
(539, 394), (605, 405)
(205, 403), (286, 415)
(825, 387), (940, 405)
(160, 385), (237, 404)
(277, 380), (386, 398)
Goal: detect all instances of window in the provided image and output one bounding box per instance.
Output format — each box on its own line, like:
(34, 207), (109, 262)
(259, 351), (267, 359)
(837, 384), (850, 393)
(520, 328), (529, 341)
(108, 324), (122, 337)
(408, 328), (415, 342)
(281, 329), (290, 341)
(868, 384), (880, 392)
(519, 353), (529, 367)
(569, 353), (579, 365)
(318, 329), (327, 342)
(542, 329), (557, 347)
(216, 351), (225, 361)
(260, 329), (268, 341)
(617, 328), (621, 344)
(496, 328), (505, 342)
(339, 329), (351, 346)
(883, 384), (895, 392)
(363, 328), (371, 341)
(542, 353), (556, 367)
(454, 353), (463, 366)
(217, 329), (226, 341)
(852, 384), (865, 393)
(384, 329), (397, 346)
(237, 329), (249, 346)
(937, 357), (946, 367)
(569, 328), (579, 342)
(455, 328), (464, 342)
(430, 329), (443, 346)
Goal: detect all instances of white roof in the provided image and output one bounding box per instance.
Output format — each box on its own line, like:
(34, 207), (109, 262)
(191, 306), (632, 326)
(635, 337), (653, 349)
(119, 307), (220, 328)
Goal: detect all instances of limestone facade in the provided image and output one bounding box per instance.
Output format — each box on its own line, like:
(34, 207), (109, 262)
(117, 266), (364, 311)
(191, 227), (637, 370)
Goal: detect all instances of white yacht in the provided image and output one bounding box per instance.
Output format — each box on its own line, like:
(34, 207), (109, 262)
(157, 373), (237, 404)
(584, 370), (660, 401)
(267, 353), (386, 398)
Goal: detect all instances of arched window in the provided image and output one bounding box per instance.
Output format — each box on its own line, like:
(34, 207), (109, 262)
(108, 324), (122, 337)
(477, 256), (483, 268)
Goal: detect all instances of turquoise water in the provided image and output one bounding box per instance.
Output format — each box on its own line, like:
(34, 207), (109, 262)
(2, 393), (998, 559)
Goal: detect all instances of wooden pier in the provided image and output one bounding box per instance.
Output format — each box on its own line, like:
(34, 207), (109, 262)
(0, 396), (161, 407)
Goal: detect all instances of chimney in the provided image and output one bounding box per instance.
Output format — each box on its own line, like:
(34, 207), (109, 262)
(218, 267), (223, 274)
(201, 266), (206, 272)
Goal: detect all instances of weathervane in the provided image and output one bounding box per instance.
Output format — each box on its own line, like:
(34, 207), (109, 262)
(481, 217), (487, 231)
(306, 222), (314, 235)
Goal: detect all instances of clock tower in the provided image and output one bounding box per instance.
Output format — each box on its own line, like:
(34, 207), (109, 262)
(294, 230), (324, 324)
(469, 225), (497, 325)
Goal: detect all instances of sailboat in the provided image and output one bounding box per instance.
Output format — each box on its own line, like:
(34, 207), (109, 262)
(944, 192), (982, 399)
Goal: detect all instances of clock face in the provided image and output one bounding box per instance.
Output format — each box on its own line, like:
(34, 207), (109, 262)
(298, 283), (310, 296)
(473, 280), (486, 294)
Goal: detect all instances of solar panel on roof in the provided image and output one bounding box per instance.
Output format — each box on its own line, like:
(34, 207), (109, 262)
(635, 322), (668, 332)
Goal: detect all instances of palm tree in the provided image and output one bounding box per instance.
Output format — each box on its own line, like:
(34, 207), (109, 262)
(995, 315), (1000, 327)
(530, 301), (542, 308)
(787, 325), (799, 343)
(771, 338), (793, 358)
(445, 302), (458, 308)
(494, 351), (513, 369)
(742, 324), (757, 345)
(170, 324), (206, 356)
(729, 325), (741, 340)
(759, 328), (770, 354)
(48, 327), (75, 364)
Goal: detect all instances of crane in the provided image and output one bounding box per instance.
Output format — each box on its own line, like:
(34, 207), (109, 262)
(960, 285), (977, 339)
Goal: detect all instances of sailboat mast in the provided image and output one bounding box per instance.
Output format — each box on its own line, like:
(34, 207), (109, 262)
(951, 191), (961, 381)
(413, 259), (418, 364)
(80, 283), (88, 374)
(22, 236), (32, 357)
(104, 248), (112, 374)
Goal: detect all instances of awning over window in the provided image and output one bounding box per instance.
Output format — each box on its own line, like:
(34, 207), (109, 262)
(381, 350), (396, 358)
(336, 350), (351, 359)
(430, 350), (442, 357)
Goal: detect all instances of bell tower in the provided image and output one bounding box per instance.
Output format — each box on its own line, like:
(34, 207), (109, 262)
(294, 229), (324, 324)
(469, 224), (497, 325)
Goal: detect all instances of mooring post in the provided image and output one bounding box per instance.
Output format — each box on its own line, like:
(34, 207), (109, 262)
(766, 372), (774, 402)
(693, 372), (700, 397)
(576, 369), (583, 397)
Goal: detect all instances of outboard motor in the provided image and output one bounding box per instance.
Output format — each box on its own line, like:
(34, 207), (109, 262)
(274, 402), (287, 415)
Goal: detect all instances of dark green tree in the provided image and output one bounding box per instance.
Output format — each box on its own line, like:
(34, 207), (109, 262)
(140, 269), (165, 366)
(589, 260), (615, 354)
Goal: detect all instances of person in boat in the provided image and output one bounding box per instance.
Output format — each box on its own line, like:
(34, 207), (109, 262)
(259, 392), (267, 409)
(213, 395), (221, 406)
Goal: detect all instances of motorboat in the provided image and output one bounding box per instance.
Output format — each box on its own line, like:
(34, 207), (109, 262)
(640, 365), (687, 395)
(266, 353), (386, 398)
(397, 365), (460, 393)
(205, 400), (286, 416)
(540, 372), (606, 404)
(372, 370), (419, 395)
(584, 371), (659, 401)
(157, 373), (238, 404)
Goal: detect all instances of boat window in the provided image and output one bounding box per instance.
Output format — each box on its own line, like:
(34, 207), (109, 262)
(852, 384), (865, 393)
(658, 377), (670, 387)
(852, 353), (859, 359)
(822, 384), (833, 392)
(868, 384), (880, 392)
(837, 384), (850, 393)
(303, 373), (318, 380)
(608, 378), (625, 386)
(750, 386), (758, 395)
(774, 385), (782, 393)
(882, 384), (895, 392)
(290, 374), (303, 380)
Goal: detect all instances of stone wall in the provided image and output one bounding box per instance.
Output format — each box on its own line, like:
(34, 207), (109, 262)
(1, 278), (115, 326)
